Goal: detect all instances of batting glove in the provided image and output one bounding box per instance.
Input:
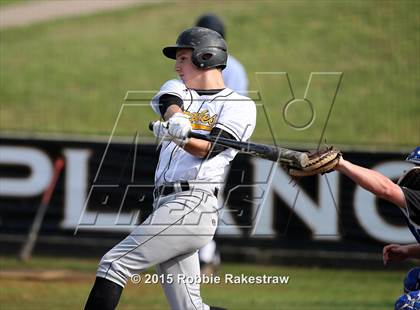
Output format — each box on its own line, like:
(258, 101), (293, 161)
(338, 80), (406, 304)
(153, 120), (188, 148)
(152, 121), (170, 139)
(167, 112), (191, 141)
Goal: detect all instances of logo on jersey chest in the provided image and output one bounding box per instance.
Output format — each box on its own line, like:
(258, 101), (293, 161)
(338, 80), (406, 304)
(184, 110), (217, 131)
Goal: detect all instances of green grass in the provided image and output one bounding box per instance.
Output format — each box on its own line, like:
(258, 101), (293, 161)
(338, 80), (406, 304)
(0, 255), (407, 309)
(1, 1), (419, 147)
(0, 0), (30, 7)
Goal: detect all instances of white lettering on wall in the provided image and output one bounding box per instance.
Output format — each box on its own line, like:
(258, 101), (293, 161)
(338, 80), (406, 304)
(0, 146), (52, 197)
(61, 149), (91, 229)
(252, 158), (339, 240)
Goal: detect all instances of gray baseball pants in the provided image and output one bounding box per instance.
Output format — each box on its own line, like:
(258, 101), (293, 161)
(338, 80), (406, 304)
(96, 185), (219, 310)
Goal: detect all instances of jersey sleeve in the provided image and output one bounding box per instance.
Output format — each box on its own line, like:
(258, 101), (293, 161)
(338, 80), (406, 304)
(150, 79), (187, 115)
(402, 188), (420, 225)
(215, 99), (256, 141)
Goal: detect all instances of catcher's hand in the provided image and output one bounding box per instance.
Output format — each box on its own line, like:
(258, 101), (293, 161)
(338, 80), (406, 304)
(285, 147), (341, 177)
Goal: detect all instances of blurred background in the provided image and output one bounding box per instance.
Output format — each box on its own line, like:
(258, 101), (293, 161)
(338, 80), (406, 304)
(0, 0), (419, 309)
(1, 0), (419, 146)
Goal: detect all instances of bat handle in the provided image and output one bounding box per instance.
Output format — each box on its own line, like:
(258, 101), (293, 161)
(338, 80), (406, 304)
(149, 120), (196, 142)
(188, 131), (208, 139)
(149, 121), (169, 132)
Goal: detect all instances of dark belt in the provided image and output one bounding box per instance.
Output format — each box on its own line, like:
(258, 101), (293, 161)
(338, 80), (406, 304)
(155, 182), (218, 198)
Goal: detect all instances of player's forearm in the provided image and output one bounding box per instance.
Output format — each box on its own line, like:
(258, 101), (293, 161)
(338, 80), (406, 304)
(335, 159), (388, 193)
(163, 105), (183, 120)
(182, 138), (211, 158)
(405, 244), (420, 259)
(336, 158), (406, 208)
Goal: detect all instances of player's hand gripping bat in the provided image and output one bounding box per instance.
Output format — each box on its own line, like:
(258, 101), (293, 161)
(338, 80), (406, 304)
(149, 121), (341, 176)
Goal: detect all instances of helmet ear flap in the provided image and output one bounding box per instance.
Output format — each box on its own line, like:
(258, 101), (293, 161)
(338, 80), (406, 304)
(192, 47), (227, 70)
(191, 50), (203, 68)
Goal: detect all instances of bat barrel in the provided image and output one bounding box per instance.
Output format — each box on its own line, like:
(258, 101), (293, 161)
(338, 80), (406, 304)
(277, 147), (309, 167)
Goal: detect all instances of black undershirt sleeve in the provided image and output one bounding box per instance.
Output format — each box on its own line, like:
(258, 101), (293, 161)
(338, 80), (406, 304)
(207, 127), (237, 159)
(158, 94), (183, 117)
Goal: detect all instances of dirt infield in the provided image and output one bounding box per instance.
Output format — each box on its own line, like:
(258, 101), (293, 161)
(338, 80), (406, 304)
(0, 0), (148, 29)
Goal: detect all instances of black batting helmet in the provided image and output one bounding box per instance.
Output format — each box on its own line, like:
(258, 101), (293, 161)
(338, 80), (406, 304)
(162, 27), (227, 70)
(195, 14), (225, 38)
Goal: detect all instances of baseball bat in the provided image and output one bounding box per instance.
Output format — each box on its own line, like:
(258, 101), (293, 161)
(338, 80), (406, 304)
(19, 158), (65, 261)
(149, 121), (308, 167)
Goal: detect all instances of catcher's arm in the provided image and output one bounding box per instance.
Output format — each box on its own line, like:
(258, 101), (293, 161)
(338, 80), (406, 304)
(383, 244), (420, 265)
(335, 158), (406, 208)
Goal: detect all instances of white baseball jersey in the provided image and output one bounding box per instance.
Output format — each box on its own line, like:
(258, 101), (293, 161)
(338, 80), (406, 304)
(222, 55), (248, 95)
(151, 79), (256, 187)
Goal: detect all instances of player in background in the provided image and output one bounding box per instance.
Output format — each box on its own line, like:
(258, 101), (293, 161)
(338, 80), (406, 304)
(334, 147), (420, 264)
(333, 147), (420, 308)
(84, 27), (256, 310)
(196, 14), (248, 95)
(195, 13), (249, 276)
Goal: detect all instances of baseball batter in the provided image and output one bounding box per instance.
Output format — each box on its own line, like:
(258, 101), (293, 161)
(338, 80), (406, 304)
(84, 27), (256, 310)
(194, 13), (249, 275)
(334, 147), (420, 263)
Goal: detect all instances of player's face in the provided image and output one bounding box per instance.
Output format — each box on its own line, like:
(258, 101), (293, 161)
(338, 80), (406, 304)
(175, 49), (201, 86)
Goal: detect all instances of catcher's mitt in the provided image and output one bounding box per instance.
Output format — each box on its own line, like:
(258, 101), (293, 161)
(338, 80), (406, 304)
(286, 147), (341, 177)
